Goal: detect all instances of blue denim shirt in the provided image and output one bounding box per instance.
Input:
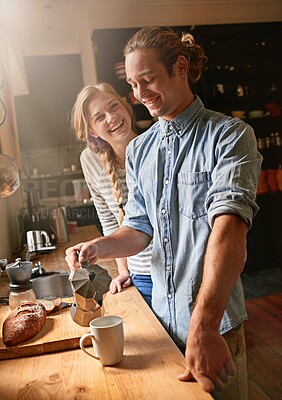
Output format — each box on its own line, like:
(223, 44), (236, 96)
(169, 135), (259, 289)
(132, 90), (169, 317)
(123, 96), (262, 346)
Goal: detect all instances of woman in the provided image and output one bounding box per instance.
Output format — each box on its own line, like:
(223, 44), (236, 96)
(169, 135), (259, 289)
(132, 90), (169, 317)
(71, 83), (152, 306)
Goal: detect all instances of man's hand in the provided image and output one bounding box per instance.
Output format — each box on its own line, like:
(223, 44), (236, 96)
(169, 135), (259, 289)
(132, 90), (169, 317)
(65, 240), (99, 272)
(177, 327), (236, 393)
(110, 273), (132, 293)
(177, 215), (247, 392)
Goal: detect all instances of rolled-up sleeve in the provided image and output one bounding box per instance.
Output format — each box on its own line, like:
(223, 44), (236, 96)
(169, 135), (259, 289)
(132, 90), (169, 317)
(207, 120), (262, 228)
(122, 146), (154, 238)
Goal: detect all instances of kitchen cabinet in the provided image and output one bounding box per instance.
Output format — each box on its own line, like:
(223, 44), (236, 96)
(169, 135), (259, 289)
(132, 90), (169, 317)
(92, 22), (281, 129)
(22, 170), (85, 199)
(92, 22), (282, 272)
(66, 203), (103, 233)
(245, 191), (282, 272)
(191, 22), (282, 273)
(20, 171), (103, 244)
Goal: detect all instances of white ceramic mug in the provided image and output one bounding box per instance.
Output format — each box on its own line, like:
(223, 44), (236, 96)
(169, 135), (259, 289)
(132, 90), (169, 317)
(79, 315), (124, 366)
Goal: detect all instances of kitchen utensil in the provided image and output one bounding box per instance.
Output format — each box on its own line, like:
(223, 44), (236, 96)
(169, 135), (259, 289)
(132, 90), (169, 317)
(72, 179), (90, 203)
(248, 110), (265, 118)
(0, 154), (20, 198)
(50, 206), (69, 244)
(80, 316), (124, 365)
(70, 264), (111, 305)
(0, 259), (7, 281)
(6, 259), (36, 309)
(69, 263), (111, 326)
(67, 220), (77, 234)
(26, 230), (53, 252)
(0, 305), (90, 360)
(264, 102), (282, 116)
(231, 110), (246, 118)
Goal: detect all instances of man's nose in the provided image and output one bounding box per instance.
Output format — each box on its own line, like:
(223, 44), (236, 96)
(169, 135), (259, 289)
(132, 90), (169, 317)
(135, 84), (147, 101)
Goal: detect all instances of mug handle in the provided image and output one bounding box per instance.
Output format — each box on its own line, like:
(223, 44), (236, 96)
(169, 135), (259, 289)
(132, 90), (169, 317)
(79, 333), (99, 360)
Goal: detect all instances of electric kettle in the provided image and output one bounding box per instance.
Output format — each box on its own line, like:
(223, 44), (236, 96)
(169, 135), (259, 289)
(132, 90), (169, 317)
(26, 230), (52, 252)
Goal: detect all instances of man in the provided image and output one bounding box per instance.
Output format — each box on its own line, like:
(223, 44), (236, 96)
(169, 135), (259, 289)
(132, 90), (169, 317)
(66, 27), (262, 399)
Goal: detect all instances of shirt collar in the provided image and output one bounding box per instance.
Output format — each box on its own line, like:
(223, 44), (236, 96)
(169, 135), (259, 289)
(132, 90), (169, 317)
(159, 95), (204, 138)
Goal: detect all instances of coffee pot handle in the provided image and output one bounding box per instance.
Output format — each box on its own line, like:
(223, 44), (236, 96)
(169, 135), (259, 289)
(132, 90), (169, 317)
(41, 231), (51, 246)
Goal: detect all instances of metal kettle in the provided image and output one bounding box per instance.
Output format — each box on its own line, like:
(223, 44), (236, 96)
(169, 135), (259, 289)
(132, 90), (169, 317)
(50, 206), (69, 244)
(26, 230), (52, 252)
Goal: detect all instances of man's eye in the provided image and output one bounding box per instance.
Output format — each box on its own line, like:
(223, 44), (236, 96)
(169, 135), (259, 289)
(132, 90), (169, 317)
(146, 77), (154, 83)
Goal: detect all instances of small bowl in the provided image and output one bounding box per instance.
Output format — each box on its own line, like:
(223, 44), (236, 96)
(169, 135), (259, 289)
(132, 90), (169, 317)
(136, 120), (152, 129)
(249, 110), (265, 118)
(231, 110), (246, 118)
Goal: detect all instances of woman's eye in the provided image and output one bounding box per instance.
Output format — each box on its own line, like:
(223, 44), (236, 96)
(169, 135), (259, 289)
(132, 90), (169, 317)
(110, 103), (119, 111)
(95, 115), (104, 122)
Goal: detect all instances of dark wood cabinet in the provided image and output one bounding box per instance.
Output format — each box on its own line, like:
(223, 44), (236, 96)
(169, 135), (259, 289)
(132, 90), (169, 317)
(245, 192), (282, 272)
(66, 204), (102, 233)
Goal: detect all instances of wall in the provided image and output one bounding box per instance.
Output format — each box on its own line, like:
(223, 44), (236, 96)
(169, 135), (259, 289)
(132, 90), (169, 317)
(14, 54), (84, 150)
(0, 192), (22, 259)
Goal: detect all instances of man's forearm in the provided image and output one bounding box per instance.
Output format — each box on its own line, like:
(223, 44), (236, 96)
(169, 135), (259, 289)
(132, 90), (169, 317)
(93, 226), (151, 260)
(191, 214), (248, 330)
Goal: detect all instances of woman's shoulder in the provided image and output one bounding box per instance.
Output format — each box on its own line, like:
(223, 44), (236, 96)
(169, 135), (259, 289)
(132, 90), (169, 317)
(80, 147), (103, 169)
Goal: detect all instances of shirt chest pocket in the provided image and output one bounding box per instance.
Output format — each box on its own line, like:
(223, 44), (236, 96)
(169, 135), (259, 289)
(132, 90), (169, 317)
(177, 171), (211, 220)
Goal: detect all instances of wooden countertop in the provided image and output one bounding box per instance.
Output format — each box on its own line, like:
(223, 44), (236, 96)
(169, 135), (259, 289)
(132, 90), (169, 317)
(0, 226), (211, 399)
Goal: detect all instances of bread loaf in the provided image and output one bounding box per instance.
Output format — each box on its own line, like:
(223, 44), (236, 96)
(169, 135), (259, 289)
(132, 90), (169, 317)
(38, 298), (62, 315)
(2, 301), (47, 347)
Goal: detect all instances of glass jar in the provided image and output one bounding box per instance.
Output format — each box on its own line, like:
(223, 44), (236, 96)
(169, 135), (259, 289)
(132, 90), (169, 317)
(9, 286), (36, 309)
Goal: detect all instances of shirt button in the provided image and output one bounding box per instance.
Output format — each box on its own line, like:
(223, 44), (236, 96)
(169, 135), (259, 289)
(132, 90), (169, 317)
(168, 293), (172, 299)
(161, 209), (166, 214)
(164, 237), (168, 243)
(167, 150), (171, 155)
(166, 266), (171, 271)
(165, 179), (169, 185)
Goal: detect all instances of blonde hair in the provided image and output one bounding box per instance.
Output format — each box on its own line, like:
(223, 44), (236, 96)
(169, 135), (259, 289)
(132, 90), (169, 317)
(71, 83), (134, 224)
(124, 26), (207, 85)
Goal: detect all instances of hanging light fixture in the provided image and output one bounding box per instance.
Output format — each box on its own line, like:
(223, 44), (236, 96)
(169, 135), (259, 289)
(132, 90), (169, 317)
(0, 78), (6, 126)
(0, 78), (20, 198)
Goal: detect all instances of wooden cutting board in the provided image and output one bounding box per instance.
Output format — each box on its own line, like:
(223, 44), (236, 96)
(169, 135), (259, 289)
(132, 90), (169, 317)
(0, 303), (91, 360)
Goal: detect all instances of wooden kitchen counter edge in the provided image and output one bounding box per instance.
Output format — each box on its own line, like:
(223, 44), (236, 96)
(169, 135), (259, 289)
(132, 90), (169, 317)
(0, 225), (212, 399)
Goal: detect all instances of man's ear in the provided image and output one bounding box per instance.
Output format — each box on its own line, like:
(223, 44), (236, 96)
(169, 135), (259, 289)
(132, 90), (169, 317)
(174, 56), (188, 77)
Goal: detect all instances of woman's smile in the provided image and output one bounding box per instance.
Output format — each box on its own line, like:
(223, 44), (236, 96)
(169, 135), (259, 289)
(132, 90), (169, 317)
(108, 119), (124, 133)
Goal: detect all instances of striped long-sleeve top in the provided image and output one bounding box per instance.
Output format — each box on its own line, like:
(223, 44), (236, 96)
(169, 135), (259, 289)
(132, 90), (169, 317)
(80, 147), (152, 275)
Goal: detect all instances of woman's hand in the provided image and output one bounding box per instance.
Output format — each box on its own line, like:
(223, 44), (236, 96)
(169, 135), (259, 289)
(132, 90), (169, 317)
(110, 273), (132, 294)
